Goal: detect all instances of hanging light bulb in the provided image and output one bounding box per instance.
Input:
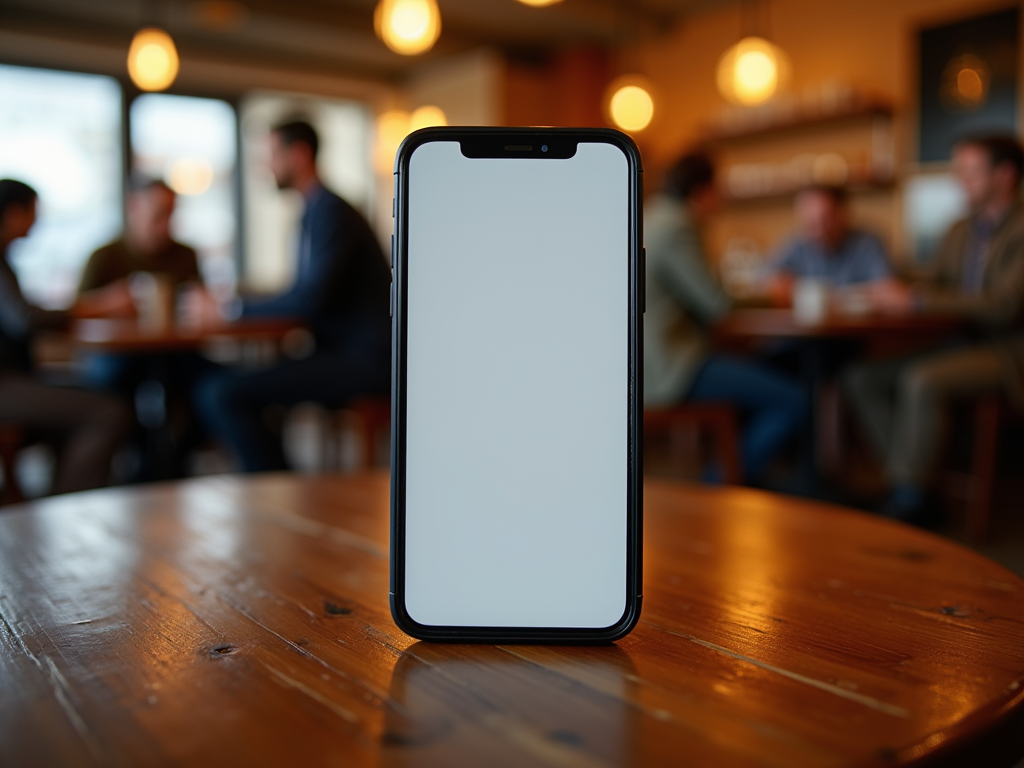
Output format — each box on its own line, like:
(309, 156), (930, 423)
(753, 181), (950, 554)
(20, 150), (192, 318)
(374, 0), (441, 56)
(516, 0), (564, 6)
(604, 76), (656, 133)
(716, 36), (789, 106)
(373, 105), (447, 173)
(127, 27), (180, 92)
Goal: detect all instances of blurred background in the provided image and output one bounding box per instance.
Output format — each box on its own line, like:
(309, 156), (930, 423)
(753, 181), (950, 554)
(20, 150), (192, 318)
(1, 0), (1022, 573)
(0, 0), (1014, 305)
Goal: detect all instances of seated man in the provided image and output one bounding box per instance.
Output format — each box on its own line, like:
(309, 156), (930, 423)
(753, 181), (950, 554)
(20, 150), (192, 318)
(0, 179), (131, 494)
(76, 177), (212, 480)
(763, 184), (896, 304)
(76, 177), (203, 390)
(191, 120), (391, 472)
(845, 134), (1024, 521)
(646, 152), (804, 484)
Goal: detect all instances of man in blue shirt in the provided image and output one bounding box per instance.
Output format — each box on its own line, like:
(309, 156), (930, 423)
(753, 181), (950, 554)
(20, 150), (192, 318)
(191, 120), (391, 472)
(764, 185), (895, 303)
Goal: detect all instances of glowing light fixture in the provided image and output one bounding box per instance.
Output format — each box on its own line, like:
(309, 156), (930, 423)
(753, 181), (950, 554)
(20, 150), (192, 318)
(409, 105), (448, 132)
(127, 27), (180, 92)
(374, 105), (447, 173)
(941, 54), (989, 112)
(604, 76), (655, 133)
(374, 0), (441, 56)
(166, 157), (214, 196)
(716, 36), (789, 106)
(516, 0), (564, 6)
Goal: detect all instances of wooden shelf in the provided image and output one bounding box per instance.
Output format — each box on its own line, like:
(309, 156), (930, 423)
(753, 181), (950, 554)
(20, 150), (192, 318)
(722, 175), (897, 206)
(705, 100), (893, 143)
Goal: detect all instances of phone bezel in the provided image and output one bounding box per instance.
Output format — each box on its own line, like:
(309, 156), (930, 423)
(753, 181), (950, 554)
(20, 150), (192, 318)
(389, 127), (643, 643)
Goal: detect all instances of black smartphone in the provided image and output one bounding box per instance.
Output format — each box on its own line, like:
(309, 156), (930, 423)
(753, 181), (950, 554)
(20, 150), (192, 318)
(390, 127), (643, 643)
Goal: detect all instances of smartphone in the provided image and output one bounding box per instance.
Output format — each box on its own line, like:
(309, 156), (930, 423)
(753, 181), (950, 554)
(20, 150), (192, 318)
(390, 127), (643, 643)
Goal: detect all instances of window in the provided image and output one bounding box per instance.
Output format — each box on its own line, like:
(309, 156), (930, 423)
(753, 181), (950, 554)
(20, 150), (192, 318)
(130, 93), (239, 297)
(239, 93), (374, 292)
(0, 64), (123, 308)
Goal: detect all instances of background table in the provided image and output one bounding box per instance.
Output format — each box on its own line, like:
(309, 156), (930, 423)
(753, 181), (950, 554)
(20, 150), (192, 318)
(2, 474), (1023, 767)
(72, 317), (304, 354)
(714, 308), (964, 342)
(714, 308), (967, 483)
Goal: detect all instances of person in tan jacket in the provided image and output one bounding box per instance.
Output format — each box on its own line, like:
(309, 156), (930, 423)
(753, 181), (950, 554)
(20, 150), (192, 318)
(845, 134), (1024, 521)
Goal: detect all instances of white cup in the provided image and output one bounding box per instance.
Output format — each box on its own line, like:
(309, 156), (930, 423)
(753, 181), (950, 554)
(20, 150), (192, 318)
(130, 272), (175, 330)
(793, 278), (828, 325)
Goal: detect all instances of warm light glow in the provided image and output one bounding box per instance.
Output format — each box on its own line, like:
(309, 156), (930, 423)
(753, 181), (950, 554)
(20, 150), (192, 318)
(409, 105), (448, 132)
(166, 157), (214, 196)
(127, 27), (180, 92)
(941, 54), (989, 112)
(373, 105), (447, 173)
(374, 0), (441, 55)
(717, 36), (789, 106)
(516, 0), (564, 6)
(605, 77), (655, 133)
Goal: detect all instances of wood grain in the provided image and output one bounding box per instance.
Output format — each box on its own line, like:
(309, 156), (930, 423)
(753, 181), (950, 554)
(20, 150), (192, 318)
(1, 474), (1022, 767)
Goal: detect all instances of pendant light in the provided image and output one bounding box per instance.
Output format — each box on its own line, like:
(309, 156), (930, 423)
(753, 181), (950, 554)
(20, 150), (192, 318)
(374, 0), (442, 56)
(716, 0), (789, 106)
(127, 26), (179, 91)
(603, 2), (656, 134)
(373, 105), (448, 173)
(515, 0), (564, 6)
(605, 75), (655, 133)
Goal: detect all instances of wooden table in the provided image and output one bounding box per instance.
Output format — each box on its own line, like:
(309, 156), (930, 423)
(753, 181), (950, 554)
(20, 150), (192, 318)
(714, 308), (966, 483)
(714, 308), (963, 342)
(72, 317), (304, 354)
(2, 474), (1023, 767)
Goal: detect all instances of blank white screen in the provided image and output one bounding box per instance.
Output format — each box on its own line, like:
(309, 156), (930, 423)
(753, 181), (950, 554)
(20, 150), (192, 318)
(404, 140), (628, 628)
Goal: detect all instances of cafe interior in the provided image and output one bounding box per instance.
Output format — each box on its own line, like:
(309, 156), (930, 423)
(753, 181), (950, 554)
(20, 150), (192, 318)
(2, 0), (1024, 765)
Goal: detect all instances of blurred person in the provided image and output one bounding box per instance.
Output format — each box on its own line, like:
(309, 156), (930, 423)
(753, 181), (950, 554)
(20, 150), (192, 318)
(189, 119), (391, 472)
(845, 134), (1024, 522)
(0, 179), (131, 494)
(75, 177), (212, 480)
(763, 185), (897, 304)
(645, 152), (805, 484)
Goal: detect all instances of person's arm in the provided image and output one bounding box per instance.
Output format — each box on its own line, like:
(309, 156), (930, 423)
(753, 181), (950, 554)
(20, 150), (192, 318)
(0, 264), (68, 339)
(73, 281), (135, 318)
(654, 222), (733, 325)
(915, 254), (1024, 326)
(241, 199), (356, 320)
(760, 241), (799, 307)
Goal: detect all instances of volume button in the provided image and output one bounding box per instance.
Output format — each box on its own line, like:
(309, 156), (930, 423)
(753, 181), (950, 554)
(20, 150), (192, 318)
(640, 247), (646, 314)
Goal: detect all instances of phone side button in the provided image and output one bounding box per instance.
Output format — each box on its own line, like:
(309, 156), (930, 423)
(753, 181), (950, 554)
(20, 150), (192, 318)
(390, 282), (394, 318)
(640, 247), (646, 314)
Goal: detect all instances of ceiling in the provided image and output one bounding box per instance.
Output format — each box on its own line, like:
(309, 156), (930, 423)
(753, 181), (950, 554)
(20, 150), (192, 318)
(0, 0), (728, 82)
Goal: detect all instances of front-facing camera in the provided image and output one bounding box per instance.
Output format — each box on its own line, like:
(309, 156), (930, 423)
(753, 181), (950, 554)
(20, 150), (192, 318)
(541, 145), (548, 152)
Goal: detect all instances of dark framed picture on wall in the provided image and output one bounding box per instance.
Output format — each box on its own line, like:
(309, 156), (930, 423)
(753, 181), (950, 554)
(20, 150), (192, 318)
(917, 5), (1019, 163)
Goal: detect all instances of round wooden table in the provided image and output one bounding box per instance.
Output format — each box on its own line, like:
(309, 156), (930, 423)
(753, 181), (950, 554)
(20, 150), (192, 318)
(1, 474), (1022, 767)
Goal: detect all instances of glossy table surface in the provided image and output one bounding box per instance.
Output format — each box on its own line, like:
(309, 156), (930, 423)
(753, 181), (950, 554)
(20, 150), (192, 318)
(1, 474), (1023, 767)
(72, 317), (304, 353)
(715, 308), (963, 340)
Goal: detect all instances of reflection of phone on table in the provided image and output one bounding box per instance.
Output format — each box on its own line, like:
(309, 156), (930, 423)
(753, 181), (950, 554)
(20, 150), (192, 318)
(390, 128), (643, 643)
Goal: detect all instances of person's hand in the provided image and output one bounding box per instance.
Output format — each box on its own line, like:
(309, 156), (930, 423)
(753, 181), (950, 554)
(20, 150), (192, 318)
(762, 274), (795, 308)
(177, 285), (222, 328)
(864, 279), (913, 315)
(71, 280), (136, 319)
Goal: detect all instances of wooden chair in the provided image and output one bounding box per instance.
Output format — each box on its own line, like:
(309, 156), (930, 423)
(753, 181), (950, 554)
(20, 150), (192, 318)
(336, 396), (391, 471)
(0, 424), (26, 506)
(944, 395), (1023, 543)
(644, 403), (743, 484)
